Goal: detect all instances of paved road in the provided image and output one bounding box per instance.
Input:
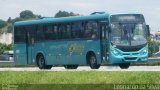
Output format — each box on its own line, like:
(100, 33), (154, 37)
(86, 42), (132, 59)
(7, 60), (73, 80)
(0, 58), (160, 71)
(0, 66), (160, 71)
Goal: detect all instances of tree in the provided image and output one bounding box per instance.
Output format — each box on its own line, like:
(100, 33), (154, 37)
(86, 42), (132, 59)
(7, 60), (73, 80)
(54, 10), (78, 18)
(0, 19), (7, 29)
(148, 37), (160, 57)
(12, 17), (23, 23)
(36, 15), (42, 19)
(7, 25), (12, 33)
(20, 10), (35, 19)
(0, 43), (12, 54)
(7, 17), (12, 23)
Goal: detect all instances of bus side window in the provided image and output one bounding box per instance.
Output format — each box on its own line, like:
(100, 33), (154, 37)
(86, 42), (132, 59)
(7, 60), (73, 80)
(66, 24), (71, 39)
(25, 25), (36, 44)
(58, 24), (63, 39)
(71, 22), (83, 38)
(36, 25), (44, 41)
(61, 24), (70, 39)
(45, 25), (54, 40)
(85, 21), (98, 39)
(53, 25), (58, 40)
(100, 20), (109, 40)
(14, 26), (26, 43)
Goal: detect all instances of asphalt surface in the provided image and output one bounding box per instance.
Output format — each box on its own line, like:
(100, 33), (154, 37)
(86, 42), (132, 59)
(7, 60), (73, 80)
(0, 58), (160, 71)
(0, 66), (160, 71)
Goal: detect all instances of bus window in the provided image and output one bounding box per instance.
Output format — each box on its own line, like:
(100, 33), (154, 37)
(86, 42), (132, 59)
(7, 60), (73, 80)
(85, 21), (98, 39)
(58, 24), (63, 39)
(71, 22), (83, 39)
(14, 26), (26, 43)
(36, 25), (44, 41)
(61, 25), (68, 39)
(25, 25), (36, 44)
(45, 25), (54, 40)
(53, 25), (58, 40)
(66, 24), (72, 39)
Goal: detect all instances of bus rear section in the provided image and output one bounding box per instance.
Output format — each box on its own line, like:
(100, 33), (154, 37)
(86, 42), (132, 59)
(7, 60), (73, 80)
(14, 26), (28, 64)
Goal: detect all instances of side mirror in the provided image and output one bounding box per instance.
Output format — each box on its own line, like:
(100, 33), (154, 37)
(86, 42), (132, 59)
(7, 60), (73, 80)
(146, 25), (150, 36)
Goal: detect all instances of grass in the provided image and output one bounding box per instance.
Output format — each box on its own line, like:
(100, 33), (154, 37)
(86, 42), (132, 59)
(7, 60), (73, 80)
(0, 71), (160, 90)
(0, 71), (160, 84)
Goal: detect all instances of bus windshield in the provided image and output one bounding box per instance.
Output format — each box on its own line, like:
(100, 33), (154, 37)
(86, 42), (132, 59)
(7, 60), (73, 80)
(110, 14), (147, 46)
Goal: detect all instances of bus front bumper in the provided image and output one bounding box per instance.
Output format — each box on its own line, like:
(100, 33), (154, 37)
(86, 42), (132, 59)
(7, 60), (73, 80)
(109, 54), (148, 64)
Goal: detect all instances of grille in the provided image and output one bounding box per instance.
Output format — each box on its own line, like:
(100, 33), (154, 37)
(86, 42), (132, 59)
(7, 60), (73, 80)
(124, 57), (137, 60)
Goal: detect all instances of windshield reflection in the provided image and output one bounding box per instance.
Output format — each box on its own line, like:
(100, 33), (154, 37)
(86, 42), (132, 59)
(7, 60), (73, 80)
(111, 23), (147, 46)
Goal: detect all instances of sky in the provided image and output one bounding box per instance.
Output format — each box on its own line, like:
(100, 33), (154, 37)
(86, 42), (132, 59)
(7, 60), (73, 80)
(0, 0), (160, 31)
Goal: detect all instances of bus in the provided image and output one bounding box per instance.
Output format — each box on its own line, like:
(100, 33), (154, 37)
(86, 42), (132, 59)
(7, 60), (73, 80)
(13, 12), (150, 69)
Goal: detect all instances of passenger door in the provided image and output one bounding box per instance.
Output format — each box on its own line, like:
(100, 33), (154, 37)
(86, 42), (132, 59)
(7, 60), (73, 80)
(100, 21), (109, 62)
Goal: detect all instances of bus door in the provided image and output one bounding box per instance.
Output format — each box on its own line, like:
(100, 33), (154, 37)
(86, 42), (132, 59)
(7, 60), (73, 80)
(100, 21), (108, 62)
(26, 26), (35, 64)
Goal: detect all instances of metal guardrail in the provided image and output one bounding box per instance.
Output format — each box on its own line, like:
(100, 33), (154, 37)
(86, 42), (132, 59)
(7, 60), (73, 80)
(0, 61), (14, 64)
(148, 58), (160, 62)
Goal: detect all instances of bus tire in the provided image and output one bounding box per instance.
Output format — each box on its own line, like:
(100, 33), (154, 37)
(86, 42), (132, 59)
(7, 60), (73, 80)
(45, 65), (53, 69)
(88, 54), (100, 69)
(37, 54), (52, 69)
(119, 63), (130, 69)
(64, 65), (78, 69)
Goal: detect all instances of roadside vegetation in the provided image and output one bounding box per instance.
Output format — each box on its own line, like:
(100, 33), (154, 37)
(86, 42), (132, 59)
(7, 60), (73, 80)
(0, 71), (160, 89)
(0, 43), (12, 54)
(1, 71), (160, 84)
(148, 37), (160, 57)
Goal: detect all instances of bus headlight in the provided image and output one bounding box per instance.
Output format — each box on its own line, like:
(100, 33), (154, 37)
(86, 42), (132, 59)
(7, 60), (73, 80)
(140, 49), (147, 55)
(111, 49), (121, 56)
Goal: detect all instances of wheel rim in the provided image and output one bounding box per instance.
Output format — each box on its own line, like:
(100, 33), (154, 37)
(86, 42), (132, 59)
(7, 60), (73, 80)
(89, 55), (100, 69)
(90, 56), (96, 65)
(38, 56), (44, 68)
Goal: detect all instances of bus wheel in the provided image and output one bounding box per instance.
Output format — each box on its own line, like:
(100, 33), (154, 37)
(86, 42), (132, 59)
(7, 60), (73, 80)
(88, 55), (100, 69)
(119, 63), (130, 69)
(37, 54), (52, 69)
(64, 65), (78, 69)
(45, 65), (53, 69)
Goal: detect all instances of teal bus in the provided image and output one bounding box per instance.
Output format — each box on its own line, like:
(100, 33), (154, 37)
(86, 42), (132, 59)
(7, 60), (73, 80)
(13, 12), (149, 69)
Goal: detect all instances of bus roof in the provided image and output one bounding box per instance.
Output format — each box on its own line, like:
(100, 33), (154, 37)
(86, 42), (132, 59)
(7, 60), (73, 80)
(14, 12), (110, 26)
(14, 12), (144, 26)
(110, 12), (143, 16)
